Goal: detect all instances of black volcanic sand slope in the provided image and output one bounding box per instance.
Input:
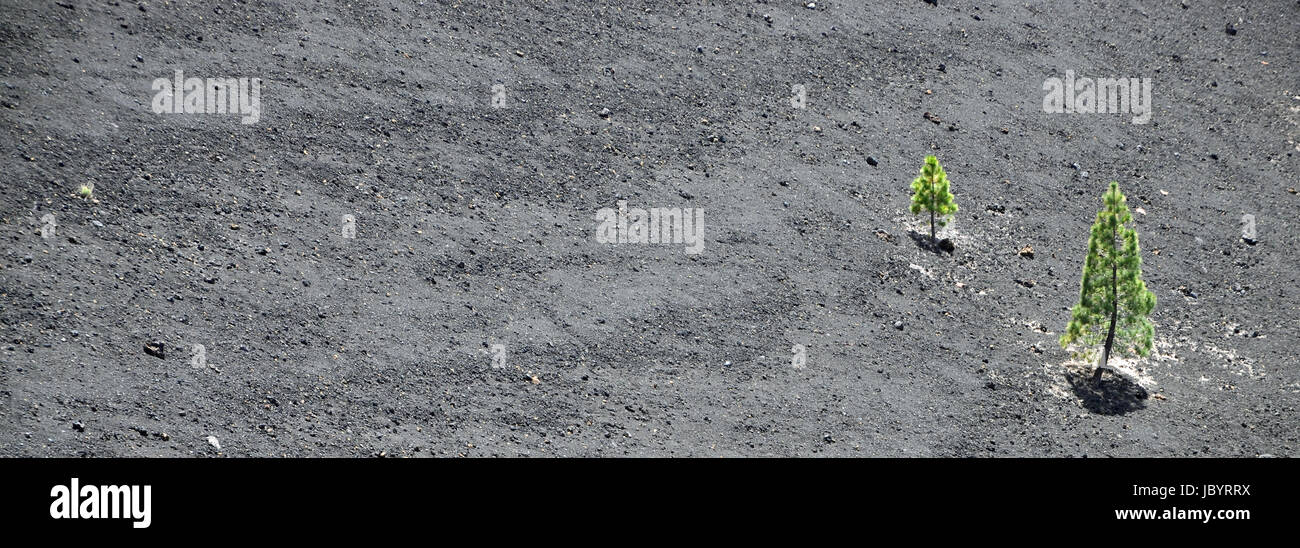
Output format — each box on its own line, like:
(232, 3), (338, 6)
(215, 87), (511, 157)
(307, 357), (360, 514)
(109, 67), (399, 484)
(1, 1), (1297, 457)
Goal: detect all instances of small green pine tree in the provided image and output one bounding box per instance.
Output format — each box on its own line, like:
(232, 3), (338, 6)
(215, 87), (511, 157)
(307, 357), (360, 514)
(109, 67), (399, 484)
(1061, 181), (1156, 382)
(909, 155), (958, 242)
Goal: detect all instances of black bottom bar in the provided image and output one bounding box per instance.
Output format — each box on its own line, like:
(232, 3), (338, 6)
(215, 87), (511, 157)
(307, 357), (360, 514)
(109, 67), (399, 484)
(10, 458), (1290, 537)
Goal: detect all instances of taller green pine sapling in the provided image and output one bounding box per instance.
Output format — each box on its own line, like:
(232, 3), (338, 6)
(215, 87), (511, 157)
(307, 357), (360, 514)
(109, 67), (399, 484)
(909, 155), (958, 242)
(1060, 181), (1156, 382)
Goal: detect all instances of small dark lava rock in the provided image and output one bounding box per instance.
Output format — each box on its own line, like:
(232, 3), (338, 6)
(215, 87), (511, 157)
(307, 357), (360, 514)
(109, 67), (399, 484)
(866, 156), (878, 166)
(72, 421), (85, 432)
(938, 238), (955, 253)
(1225, 23), (1238, 35)
(893, 321), (904, 330)
(143, 342), (166, 359)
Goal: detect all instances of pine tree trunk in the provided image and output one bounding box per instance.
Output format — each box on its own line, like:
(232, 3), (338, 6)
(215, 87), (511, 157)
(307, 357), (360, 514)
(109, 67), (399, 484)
(1096, 259), (1118, 384)
(929, 177), (937, 243)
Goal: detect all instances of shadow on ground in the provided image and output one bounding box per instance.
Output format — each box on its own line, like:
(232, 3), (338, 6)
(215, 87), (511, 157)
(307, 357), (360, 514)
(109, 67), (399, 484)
(907, 230), (954, 254)
(1067, 369), (1149, 415)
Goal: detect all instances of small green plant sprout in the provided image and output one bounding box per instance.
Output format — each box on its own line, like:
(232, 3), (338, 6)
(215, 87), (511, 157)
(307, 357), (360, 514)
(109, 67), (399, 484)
(909, 155), (958, 242)
(1060, 181), (1156, 383)
(77, 183), (94, 199)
